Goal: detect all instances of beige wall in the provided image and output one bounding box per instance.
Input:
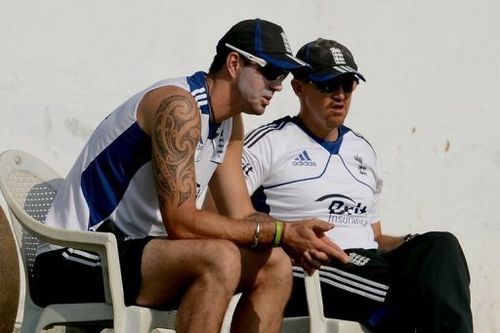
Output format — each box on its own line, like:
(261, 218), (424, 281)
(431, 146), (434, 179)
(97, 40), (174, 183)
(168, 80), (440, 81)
(1, 0), (499, 331)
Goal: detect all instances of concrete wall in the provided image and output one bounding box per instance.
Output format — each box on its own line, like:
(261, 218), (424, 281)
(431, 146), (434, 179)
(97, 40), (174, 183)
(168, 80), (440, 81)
(1, 0), (498, 331)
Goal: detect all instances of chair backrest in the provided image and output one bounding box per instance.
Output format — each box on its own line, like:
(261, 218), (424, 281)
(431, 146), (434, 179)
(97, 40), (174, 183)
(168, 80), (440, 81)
(0, 150), (63, 285)
(0, 150), (179, 333)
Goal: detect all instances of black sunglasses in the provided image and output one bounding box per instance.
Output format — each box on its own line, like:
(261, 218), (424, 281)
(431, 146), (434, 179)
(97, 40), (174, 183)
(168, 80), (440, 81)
(312, 76), (359, 94)
(225, 43), (290, 83)
(258, 65), (289, 82)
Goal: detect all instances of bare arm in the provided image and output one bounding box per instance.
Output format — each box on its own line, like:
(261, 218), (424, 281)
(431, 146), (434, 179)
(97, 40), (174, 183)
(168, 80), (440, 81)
(207, 114), (257, 219)
(372, 222), (405, 252)
(151, 94), (199, 211)
(139, 87), (264, 245)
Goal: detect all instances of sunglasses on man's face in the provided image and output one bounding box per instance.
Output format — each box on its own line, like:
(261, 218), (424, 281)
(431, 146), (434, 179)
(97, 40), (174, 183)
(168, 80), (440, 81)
(225, 43), (289, 83)
(258, 65), (289, 83)
(312, 77), (359, 94)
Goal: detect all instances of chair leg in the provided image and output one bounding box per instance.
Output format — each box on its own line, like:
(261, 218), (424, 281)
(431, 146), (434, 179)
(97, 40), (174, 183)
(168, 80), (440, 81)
(20, 306), (42, 333)
(114, 307), (155, 333)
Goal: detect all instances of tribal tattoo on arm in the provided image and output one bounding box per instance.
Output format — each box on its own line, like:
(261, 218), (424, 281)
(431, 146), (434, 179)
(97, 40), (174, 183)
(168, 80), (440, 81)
(152, 95), (201, 208)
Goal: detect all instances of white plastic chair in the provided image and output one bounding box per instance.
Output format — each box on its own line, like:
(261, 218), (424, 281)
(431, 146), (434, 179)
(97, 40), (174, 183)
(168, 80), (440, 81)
(281, 271), (367, 333)
(0, 149), (177, 333)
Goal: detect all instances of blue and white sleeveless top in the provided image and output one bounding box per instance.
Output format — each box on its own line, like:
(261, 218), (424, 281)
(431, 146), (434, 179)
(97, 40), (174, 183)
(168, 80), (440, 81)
(42, 71), (232, 252)
(243, 116), (382, 250)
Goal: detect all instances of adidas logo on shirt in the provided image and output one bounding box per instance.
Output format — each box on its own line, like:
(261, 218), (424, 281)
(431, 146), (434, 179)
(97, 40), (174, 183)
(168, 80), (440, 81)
(292, 150), (317, 166)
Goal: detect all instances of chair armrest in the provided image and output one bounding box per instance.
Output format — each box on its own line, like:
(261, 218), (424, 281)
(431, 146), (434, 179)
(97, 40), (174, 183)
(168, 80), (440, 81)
(8, 201), (113, 248)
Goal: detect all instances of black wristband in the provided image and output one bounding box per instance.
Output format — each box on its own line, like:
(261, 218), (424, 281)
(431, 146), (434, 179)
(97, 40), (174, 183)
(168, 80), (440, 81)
(403, 233), (419, 242)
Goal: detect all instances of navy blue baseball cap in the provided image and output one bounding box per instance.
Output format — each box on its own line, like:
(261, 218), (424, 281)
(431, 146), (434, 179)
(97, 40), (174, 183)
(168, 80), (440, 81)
(216, 19), (310, 71)
(295, 38), (366, 83)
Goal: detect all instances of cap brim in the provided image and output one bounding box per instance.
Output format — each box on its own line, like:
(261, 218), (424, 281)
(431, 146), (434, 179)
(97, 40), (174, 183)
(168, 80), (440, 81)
(258, 52), (312, 71)
(310, 65), (366, 82)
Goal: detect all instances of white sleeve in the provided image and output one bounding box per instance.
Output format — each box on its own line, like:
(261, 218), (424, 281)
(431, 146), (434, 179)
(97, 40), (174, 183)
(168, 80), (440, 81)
(242, 134), (272, 195)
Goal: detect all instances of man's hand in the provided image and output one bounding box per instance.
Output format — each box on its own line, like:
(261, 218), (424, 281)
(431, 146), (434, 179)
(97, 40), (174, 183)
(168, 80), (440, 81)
(281, 219), (348, 274)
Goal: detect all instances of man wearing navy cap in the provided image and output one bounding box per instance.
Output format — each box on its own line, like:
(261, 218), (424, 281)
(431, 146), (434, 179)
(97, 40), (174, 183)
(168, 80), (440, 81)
(242, 38), (473, 332)
(34, 21), (349, 333)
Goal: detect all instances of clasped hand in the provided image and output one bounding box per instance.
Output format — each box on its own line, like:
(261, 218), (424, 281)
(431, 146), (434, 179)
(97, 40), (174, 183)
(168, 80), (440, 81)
(282, 218), (348, 275)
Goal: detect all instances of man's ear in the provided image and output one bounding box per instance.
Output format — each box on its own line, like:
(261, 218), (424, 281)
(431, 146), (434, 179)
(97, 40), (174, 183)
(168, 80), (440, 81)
(352, 80), (358, 92)
(291, 78), (305, 97)
(226, 52), (241, 79)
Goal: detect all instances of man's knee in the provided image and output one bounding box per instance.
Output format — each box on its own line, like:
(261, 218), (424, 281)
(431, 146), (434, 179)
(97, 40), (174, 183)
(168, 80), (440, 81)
(420, 231), (470, 279)
(269, 247), (293, 272)
(259, 248), (293, 287)
(200, 239), (242, 286)
(423, 231), (464, 254)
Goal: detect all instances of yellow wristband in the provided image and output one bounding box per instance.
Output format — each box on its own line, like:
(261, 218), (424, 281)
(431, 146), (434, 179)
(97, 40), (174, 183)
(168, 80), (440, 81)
(273, 221), (283, 247)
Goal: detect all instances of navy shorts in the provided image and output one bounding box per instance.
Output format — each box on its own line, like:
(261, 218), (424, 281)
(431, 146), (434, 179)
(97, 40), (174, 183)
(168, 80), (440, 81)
(32, 236), (154, 306)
